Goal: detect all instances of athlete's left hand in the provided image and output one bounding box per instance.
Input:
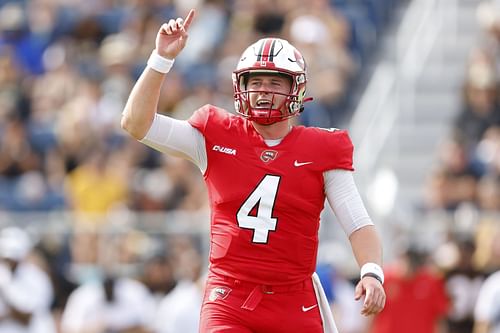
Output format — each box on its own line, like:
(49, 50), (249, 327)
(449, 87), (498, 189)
(354, 276), (386, 316)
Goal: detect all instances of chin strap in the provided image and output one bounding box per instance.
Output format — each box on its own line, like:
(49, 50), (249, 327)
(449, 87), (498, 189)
(299, 97), (314, 113)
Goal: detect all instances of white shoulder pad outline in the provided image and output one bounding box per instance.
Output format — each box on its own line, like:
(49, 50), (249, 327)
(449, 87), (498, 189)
(316, 127), (339, 132)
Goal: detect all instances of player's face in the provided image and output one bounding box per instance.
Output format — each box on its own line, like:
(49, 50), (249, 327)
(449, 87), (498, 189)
(247, 74), (292, 113)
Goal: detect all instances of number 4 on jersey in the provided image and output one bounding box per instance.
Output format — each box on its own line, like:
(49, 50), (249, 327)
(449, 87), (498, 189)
(237, 175), (281, 244)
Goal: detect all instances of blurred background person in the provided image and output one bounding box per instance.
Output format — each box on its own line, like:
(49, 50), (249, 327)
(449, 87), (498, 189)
(441, 238), (485, 333)
(60, 271), (154, 333)
(0, 227), (56, 333)
(153, 237), (204, 333)
(473, 227), (500, 333)
(369, 247), (450, 333)
(473, 269), (500, 333)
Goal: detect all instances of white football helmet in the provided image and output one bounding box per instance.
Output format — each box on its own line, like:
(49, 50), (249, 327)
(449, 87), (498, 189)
(232, 38), (309, 125)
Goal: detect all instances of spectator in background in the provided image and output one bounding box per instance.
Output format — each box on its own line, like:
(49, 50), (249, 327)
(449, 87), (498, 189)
(170, 0), (228, 73)
(474, 221), (500, 278)
(153, 273), (204, 333)
(0, 47), (26, 123)
(0, 227), (56, 333)
(441, 238), (485, 333)
(476, 173), (500, 211)
(283, 0), (357, 126)
(0, 116), (65, 211)
(473, 269), (500, 333)
(64, 148), (129, 220)
(369, 247), (450, 333)
(476, 0), (500, 60)
(153, 241), (204, 333)
(423, 138), (481, 211)
(140, 253), (177, 301)
(0, 2), (49, 75)
(473, 126), (500, 181)
(454, 48), (500, 147)
(0, 117), (41, 178)
(61, 272), (154, 333)
(129, 154), (207, 212)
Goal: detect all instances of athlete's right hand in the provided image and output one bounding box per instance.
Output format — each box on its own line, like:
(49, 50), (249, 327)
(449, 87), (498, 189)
(155, 9), (195, 60)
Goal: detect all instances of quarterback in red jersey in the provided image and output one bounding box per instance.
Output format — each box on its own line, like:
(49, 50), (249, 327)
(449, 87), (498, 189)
(121, 8), (385, 333)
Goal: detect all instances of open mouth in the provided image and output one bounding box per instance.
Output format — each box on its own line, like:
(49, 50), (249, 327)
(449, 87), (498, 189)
(256, 100), (273, 108)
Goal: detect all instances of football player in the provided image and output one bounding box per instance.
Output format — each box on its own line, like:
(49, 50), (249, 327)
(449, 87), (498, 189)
(121, 9), (385, 332)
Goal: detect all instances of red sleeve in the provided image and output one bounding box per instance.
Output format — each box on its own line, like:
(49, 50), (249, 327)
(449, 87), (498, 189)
(323, 129), (354, 171)
(187, 104), (236, 140)
(187, 104), (212, 135)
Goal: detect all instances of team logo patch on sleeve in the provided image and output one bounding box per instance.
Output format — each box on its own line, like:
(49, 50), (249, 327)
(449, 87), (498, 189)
(209, 286), (232, 302)
(260, 150), (278, 163)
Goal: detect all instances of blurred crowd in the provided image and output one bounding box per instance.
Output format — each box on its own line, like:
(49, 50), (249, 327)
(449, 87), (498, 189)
(0, 0), (395, 215)
(418, 1), (500, 333)
(0, 0), (403, 332)
(0, 224), (206, 333)
(1, 0), (500, 331)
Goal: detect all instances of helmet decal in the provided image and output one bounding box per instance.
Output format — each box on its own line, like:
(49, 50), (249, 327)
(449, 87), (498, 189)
(255, 38), (283, 66)
(291, 48), (306, 71)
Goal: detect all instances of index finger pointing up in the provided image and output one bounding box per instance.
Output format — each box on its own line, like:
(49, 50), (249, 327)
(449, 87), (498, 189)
(182, 9), (195, 31)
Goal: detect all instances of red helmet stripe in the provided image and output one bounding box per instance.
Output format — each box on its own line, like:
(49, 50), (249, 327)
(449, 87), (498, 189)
(256, 39), (265, 61)
(260, 38), (274, 63)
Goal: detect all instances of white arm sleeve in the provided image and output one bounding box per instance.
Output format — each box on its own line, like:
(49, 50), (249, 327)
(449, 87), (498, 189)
(139, 113), (208, 173)
(324, 169), (374, 237)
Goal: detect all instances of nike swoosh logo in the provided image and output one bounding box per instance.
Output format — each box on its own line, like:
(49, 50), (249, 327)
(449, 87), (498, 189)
(302, 304), (318, 312)
(294, 160), (313, 167)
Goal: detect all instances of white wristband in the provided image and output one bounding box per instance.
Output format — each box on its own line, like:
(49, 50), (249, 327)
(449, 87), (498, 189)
(360, 262), (384, 284)
(147, 50), (174, 74)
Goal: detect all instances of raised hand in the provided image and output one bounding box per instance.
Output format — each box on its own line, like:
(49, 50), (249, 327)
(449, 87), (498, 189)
(155, 9), (195, 60)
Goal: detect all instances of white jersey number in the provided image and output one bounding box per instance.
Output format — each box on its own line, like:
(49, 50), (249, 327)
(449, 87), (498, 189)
(237, 175), (281, 244)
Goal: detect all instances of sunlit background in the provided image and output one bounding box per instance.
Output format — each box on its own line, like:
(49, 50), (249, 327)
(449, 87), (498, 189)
(0, 0), (499, 332)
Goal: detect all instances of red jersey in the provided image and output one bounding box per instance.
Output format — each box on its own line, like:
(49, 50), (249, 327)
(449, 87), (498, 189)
(188, 105), (353, 285)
